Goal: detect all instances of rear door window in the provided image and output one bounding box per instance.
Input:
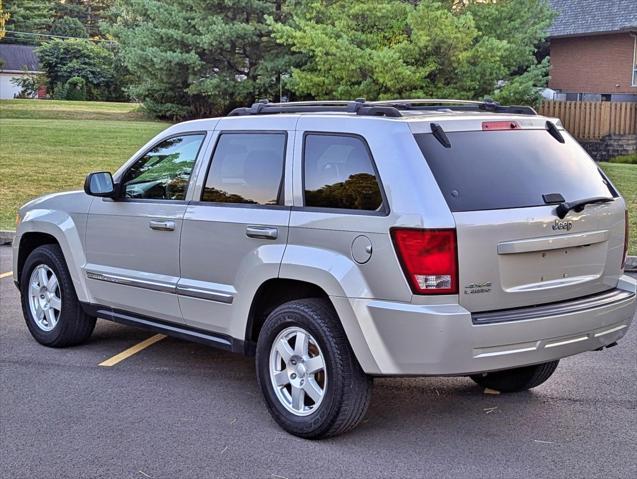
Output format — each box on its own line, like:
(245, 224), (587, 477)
(414, 130), (614, 212)
(202, 132), (286, 205)
(303, 134), (385, 212)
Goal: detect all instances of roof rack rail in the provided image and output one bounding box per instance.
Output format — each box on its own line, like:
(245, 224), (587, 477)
(369, 98), (537, 115)
(227, 99), (402, 117)
(227, 98), (536, 117)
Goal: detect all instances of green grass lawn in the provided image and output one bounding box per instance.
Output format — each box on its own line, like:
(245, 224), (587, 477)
(0, 104), (168, 230)
(0, 99), (150, 121)
(600, 162), (637, 255)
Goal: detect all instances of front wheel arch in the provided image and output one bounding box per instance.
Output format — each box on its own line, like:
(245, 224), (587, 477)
(16, 217), (91, 303)
(17, 232), (59, 286)
(20, 243), (96, 347)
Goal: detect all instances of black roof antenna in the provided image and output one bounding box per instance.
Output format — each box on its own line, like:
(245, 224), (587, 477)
(546, 121), (565, 143)
(430, 122), (451, 148)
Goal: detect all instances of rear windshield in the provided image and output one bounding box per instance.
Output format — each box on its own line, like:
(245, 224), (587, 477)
(414, 130), (614, 212)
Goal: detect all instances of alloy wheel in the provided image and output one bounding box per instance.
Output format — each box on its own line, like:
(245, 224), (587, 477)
(268, 326), (327, 416)
(28, 264), (62, 332)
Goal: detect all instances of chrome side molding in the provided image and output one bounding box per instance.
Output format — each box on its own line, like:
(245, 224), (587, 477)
(176, 284), (234, 304)
(85, 271), (175, 294)
(85, 270), (234, 304)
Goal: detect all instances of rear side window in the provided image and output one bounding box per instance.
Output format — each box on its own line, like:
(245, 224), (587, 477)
(414, 130), (614, 212)
(202, 133), (286, 205)
(303, 134), (384, 212)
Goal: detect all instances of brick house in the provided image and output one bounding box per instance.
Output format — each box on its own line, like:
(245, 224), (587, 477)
(548, 0), (637, 102)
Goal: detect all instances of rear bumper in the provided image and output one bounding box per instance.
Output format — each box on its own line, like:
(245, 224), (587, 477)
(334, 275), (636, 376)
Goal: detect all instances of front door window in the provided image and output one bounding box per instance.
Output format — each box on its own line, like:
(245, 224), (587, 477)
(122, 134), (206, 200)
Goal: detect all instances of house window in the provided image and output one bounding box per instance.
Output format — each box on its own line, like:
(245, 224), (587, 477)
(633, 35), (637, 87)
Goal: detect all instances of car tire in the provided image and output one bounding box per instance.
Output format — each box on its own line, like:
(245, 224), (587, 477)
(20, 244), (96, 347)
(256, 298), (372, 439)
(470, 360), (559, 393)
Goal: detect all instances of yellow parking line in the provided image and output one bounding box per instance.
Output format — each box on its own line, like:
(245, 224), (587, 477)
(99, 334), (167, 367)
(0, 271), (13, 279)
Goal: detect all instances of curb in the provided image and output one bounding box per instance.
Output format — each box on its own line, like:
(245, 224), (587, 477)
(0, 230), (15, 245)
(1, 229), (636, 272)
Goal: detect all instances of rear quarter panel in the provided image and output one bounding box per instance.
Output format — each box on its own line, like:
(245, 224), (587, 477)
(282, 116), (456, 302)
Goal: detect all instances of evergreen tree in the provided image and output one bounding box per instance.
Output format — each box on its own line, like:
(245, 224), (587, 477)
(107, 0), (298, 120)
(50, 17), (89, 39)
(2, 0), (55, 44)
(54, 1), (115, 38)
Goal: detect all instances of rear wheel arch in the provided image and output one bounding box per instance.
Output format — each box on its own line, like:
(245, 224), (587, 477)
(255, 297), (372, 438)
(245, 279), (332, 351)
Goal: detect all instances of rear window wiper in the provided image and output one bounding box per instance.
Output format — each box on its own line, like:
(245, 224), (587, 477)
(555, 196), (613, 219)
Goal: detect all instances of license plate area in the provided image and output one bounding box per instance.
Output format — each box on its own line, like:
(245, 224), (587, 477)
(499, 242), (607, 292)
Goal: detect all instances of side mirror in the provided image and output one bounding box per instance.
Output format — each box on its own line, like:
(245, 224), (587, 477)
(84, 172), (115, 198)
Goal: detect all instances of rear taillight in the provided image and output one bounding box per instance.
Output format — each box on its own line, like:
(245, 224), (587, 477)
(621, 209), (629, 269)
(391, 228), (458, 295)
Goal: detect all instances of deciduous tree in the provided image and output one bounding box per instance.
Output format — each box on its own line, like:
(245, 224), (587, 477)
(271, 0), (553, 105)
(36, 38), (126, 100)
(0, 1), (10, 42)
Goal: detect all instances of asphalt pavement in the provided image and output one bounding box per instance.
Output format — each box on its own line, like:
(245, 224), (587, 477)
(1, 245), (635, 478)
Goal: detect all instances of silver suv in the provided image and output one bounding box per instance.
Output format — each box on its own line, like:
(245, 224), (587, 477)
(13, 99), (636, 438)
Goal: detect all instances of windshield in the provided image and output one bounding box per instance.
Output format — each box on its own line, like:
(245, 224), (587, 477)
(414, 130), (614, 212)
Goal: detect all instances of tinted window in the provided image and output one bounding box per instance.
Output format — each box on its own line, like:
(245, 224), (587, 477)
(122, 134), (205, 200)
(415, 130), (614, 212)
(304, 134), (384, 211)
(202, 133), (286, 205)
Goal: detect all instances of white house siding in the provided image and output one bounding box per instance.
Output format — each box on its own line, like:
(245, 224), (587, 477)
(0, 72), (35, 99)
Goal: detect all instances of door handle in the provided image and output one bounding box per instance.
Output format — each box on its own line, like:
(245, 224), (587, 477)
(246, 225), (278, 240)
(149, 220), (175, 231)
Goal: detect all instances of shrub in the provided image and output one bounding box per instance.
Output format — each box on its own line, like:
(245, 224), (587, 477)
(63, 77), (87, 101)
(52, 77), (87, 101)
(609, 154), (637, 165)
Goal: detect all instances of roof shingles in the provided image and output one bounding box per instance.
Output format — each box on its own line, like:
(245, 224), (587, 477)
(0, 44), (40, 72)
(548, 0), (637, 38)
